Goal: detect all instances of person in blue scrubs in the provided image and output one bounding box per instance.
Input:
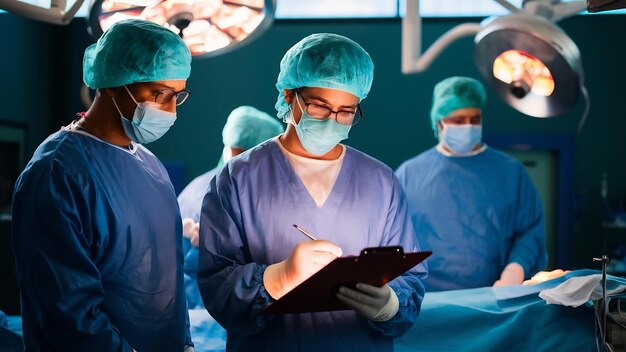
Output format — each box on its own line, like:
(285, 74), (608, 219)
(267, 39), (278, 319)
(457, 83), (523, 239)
(11, 19), (194, 351)
(395, 76), (546, 292)
(197, 33), (427, 351)
(178, 105), (283, 308)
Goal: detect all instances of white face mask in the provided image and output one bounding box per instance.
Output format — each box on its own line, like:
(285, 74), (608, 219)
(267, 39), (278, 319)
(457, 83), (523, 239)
(112, 85), (177, 144)
(439, 122), (483, 156)
(289, 93), (351, 156)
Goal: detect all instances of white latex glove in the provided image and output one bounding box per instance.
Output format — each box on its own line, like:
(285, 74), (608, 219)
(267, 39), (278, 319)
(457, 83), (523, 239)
(263, 240), (342, 300)
(182, 217), (200, 248)
(493, 262), (525, 287)
(523, 269), (570, 285)
(336, 283), (399, 321)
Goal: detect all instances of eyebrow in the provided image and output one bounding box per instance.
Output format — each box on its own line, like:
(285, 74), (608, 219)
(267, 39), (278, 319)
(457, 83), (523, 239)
(304, 93), (358, 109)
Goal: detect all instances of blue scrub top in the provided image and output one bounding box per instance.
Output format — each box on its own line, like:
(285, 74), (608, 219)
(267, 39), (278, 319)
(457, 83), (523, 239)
(178, 168), (218, 308)
(396, 146), (546, 291)
(179, 168), (218, 224)
(198, 140), (427, 352)
(11, 126), (191, 351)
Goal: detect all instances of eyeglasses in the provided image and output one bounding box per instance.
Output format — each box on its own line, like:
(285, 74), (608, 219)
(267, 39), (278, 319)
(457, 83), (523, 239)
(296, 90), (363, 126)
(153, 88), (191, 106)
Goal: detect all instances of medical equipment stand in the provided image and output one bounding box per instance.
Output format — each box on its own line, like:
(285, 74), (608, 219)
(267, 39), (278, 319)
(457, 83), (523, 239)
(594, 255), (609, 350)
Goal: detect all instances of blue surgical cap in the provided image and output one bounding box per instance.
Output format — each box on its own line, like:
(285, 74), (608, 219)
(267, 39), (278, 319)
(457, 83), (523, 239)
(430, 76), (486, 136)
(274, 33), (374, 120)
(223, 106), (284, 149)
(83, 19), (192, 89)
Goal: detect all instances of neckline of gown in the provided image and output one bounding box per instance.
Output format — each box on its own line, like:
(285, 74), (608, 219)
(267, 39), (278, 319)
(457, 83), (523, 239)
(269, 140), (354, 213)
(65, 122), (139, 155)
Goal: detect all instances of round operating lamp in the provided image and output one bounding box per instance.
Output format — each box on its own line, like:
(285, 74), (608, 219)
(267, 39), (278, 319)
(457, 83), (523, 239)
(87, 0), (275, 58)
(474, 13), (583, 117)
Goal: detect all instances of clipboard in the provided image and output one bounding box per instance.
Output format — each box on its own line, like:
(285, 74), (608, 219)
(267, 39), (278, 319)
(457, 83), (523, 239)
(262, 246), (431, 315)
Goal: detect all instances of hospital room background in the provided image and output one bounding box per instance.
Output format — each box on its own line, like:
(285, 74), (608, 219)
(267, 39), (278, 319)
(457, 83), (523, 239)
(0, 0), (625, 347)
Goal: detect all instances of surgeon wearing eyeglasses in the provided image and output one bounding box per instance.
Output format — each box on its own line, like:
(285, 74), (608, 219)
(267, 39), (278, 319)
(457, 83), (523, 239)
(11, 19), (194, 352)
(197, 33), (426, 351)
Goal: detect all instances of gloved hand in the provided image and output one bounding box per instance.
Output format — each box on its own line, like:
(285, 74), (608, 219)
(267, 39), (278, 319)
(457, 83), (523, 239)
(263, 240), (342, 300)
(336, 283), (399, 321)
(523, 269), (570, 286)
(182, 217), (200, 248)
(493, 262), (525, 287)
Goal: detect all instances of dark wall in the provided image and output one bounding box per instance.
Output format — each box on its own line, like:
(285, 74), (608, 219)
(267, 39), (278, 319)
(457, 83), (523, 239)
(1, 13), (624, 269)
(0, 14), (53, 150)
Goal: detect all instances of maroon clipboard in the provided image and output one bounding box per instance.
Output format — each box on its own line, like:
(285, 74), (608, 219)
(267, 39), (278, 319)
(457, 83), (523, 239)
(262, 246), (431, 315)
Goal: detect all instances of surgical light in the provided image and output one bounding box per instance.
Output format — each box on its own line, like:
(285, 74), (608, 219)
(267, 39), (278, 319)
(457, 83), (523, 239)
(87, 0), (275, 58)
(473, 11), (583, 117)
(402, 0), (590, 123)
(0, 0), (274, 59)
(492, 50), (555, 98)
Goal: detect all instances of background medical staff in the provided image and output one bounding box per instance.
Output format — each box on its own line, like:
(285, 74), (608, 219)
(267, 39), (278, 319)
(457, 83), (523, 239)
(197, 33), (427, 351)
(396, 76), (546, 291)
(178, 105), (283, 308)
(11, 19), (194, 351)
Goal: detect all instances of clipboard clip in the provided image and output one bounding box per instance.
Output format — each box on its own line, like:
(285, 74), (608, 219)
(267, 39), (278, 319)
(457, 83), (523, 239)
(360, 246), (404, 256)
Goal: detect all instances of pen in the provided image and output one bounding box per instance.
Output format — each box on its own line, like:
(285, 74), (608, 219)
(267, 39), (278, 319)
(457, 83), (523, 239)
(293, 224), (317, 241)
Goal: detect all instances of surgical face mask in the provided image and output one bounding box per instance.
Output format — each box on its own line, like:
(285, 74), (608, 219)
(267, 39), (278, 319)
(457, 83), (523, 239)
(112, 85), (177, 144)
(290, 94), (351, 156)
(439, 122), (482, 155)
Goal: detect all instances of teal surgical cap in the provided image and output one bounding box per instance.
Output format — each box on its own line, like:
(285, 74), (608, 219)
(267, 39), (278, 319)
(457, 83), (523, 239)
(223, 106), (284, 149)
(274, 33), (374, 120)
(83, 19), (192, 89)
(430, 76), (486, 136)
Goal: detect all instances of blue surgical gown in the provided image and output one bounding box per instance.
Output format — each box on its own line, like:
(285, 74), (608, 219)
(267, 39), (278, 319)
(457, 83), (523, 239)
(179, 168), (218, 225)
(395, 146), (546, 291)
(197, 140), (427, 352)
(11, 127), (191, 351)
(177, 168), (218, 308)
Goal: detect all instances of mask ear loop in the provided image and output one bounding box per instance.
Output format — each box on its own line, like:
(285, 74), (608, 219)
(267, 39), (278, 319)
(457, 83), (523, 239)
(112, 85), (140, 118)
(123, 85), (140, 105)
(294, 91), (305, 114)
(287, 91), (305, 127)
(111, 95), (123, 116)
(438, 121), (458, 155)
(438, 120), (448, 140)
